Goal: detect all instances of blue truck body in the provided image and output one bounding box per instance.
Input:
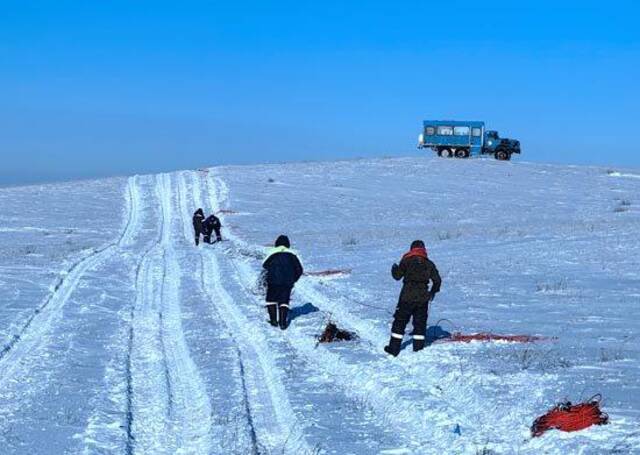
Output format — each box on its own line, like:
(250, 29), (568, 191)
(418, 120), (521, 160)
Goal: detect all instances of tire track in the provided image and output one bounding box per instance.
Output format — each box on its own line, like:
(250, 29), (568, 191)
(127, 173), (213, 454)
(184, 171), (311, 454)
(160, 173), (213, 454)
(73, 175), (156, 455)
(0, 176), (142, 382)
(177, 171), (259, 455)
(178, 171), (261, 454)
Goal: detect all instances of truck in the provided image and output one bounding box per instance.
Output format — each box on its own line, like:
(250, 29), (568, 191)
(417, 120), (521, 161)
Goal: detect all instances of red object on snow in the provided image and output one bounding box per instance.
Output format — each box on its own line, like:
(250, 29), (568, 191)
(305, 269), (352, 277)
(450, 332), (542, 343)
(531, 395), (609, 437)
(441, 332), (544, 343)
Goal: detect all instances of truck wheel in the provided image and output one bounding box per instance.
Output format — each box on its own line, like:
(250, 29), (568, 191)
(439, 148), (453, 158)
(495, 150), (510, 161)
(455, 149), (470, 158)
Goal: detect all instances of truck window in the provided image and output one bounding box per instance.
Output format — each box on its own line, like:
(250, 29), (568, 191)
(454, 126), (470, 136)
(472, 127), (482, 137)
(425, 126), (435, 136)
(437, 126), (453, 136)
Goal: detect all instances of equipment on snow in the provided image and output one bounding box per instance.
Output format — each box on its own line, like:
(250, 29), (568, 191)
(318, 322), (356, 343)
(305, 269), (351, 277)
(438, 332), (545, 344)
(531, 395), (609, 437)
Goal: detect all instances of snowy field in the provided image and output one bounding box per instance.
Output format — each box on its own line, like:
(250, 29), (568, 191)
(0, 156), (639, 454)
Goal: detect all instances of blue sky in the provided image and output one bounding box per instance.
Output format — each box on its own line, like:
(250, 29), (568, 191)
(1, 1), (639, 185)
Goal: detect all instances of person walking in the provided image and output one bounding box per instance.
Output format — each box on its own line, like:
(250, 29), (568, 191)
(384, 240), (441, 356)
(192, 208), (205, 246)
(262, 235), (303, 329)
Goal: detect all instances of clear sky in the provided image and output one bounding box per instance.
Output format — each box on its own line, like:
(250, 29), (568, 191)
(1, 1), (639, 185)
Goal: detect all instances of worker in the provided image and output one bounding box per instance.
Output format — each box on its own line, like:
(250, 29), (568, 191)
(262, 235), (303, 329)
(192, 208), (205, 245)
(384, 240), (441, 356)
(203, 213), (222, 244)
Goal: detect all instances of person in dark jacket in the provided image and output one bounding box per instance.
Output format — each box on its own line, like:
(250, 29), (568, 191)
(262, 235), (303, 329)
(384, 240), (442, 356)
(203, 214), (222, 244)
(193, 208), (205, 246)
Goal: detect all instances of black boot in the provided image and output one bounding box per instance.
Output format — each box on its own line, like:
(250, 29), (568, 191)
(279, 305), (289, 330)
(267, 305), (278, 327)
(413, 337), (426, 352)
(384, 336), (402, 357)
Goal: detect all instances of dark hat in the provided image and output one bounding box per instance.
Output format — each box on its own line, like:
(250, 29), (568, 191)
(275, 235), (290, 248)
(195, 208), (204, 216)
(410, 240), (425, 249)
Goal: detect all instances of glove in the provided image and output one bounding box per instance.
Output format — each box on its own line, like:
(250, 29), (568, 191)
(391, 263), (399, 274)
(429, 291), (437, 302)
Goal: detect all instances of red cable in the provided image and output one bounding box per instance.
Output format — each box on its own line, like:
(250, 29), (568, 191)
(441, 332), (543, 343)
(531, 397), (609, 437)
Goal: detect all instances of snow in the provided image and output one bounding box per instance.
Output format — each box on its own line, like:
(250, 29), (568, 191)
(0, 156), (639, 454)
